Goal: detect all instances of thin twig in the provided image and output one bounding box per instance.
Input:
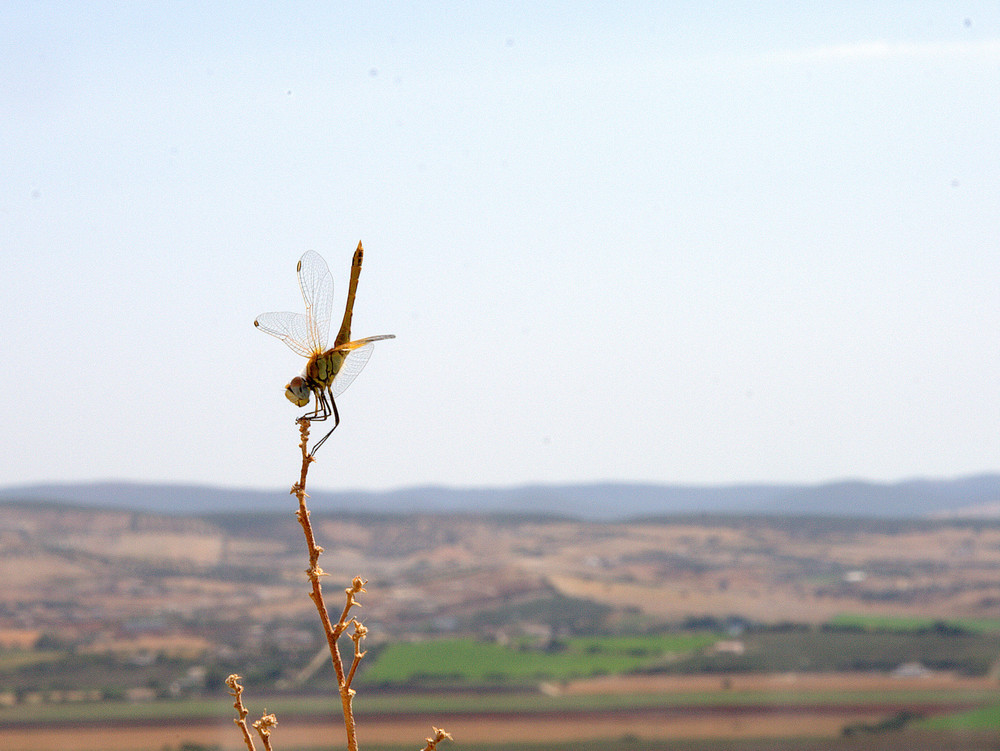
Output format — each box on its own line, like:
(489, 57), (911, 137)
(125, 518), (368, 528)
(421, 727), (454, 751)
(291, 417), (365, 751)
(289, 403), (449, 751)
(345, 619), (368, 689)
(253, 711), (279, 751)
(226, 674), (257, 751)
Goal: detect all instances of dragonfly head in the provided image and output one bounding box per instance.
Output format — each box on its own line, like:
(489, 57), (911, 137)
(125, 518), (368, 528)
(284, 376), (312, 407)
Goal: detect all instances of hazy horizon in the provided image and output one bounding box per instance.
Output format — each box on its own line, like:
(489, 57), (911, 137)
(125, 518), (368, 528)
(5, 473), (1000, 523)
(5, 470), (1000, 494)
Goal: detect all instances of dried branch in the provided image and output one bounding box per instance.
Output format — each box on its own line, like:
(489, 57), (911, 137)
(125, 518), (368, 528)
(253, 711), (279, 751)
(291, 417), (364, 751)
(421, 727), (454, 751)
(226, 674), (257, 751)
(345, 619), (368, 689)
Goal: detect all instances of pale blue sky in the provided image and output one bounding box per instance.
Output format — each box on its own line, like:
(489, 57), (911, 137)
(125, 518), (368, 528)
(2, 3), (998, 494)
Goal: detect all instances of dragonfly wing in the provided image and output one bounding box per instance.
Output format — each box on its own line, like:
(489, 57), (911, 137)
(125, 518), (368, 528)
(329, 335), (396, 397)
(296, 250), (334, 353)
(254, 311), (315, 358)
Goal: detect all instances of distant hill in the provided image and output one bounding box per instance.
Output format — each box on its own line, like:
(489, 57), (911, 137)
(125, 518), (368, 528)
(2, 475), (1000, 520)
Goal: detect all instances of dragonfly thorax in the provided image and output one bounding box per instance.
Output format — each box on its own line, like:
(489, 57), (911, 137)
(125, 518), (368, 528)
(306, 349), (347, 387)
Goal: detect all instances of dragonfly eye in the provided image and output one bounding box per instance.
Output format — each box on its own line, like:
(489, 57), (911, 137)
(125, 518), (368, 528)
(284, 377), (311, 407)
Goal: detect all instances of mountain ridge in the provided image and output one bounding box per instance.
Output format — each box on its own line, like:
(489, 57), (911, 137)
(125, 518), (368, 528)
(3, 475), (1000, 520)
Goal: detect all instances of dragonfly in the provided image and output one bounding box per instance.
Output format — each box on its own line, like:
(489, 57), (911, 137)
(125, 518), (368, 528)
(254, 243), (395, 455)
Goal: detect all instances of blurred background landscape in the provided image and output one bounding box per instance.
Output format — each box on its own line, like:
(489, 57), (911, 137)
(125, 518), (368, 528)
(3, 482), (1000, 749)
(2, 2), (999, 749)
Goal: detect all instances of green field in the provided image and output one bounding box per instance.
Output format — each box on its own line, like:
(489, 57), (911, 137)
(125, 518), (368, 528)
(921, 702), (1000, 730)
(355, 627), (1000, 684)
(360, 633), (722, 684)
(827, 613), (1000, 634)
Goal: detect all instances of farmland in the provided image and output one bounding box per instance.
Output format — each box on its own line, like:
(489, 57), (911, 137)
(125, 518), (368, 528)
(3, 674), (999, 750)
(2, 502), (1000, 747)
(362, 633), (724, 683)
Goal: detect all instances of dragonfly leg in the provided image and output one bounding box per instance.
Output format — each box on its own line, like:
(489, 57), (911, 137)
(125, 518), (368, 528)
(308, 392), (340, 456)
(306, 389), (332, 422)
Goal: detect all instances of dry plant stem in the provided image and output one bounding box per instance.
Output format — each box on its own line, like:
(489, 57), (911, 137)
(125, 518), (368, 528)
(253, 712), (279, 751)
(422, 727), (454, 751)
(290, 419), (450, 750)
(345, 620), (368, 687)
(226, 674), (257, 751)
(291, 418), (364, 751)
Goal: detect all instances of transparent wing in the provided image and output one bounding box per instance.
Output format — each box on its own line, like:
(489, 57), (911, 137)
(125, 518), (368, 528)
(330, 335), (396, 398)
(296, 250), (334, 353)
(254, 311), (314, 358)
